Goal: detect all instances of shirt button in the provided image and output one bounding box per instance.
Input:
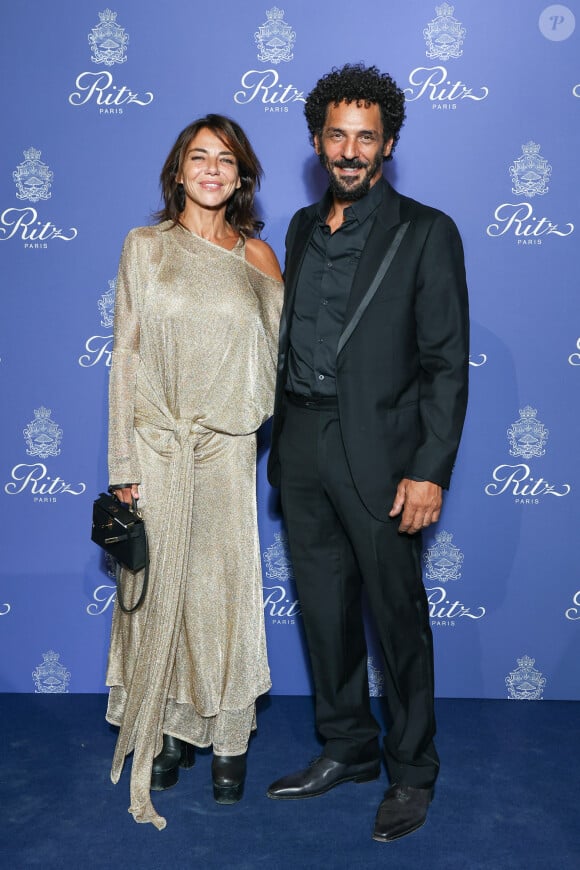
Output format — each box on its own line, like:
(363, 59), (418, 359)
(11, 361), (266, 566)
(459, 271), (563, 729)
(327, 262), (333, 269)
(318, 374), (325, 381)
(321, 299), (328, 305)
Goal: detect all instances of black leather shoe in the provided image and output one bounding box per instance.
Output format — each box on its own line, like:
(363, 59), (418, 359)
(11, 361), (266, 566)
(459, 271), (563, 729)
(267, 756), (380, 800)
(212, 754), (247, 804)
(150, 735), (195, 791)
(372, 783), (432, 842)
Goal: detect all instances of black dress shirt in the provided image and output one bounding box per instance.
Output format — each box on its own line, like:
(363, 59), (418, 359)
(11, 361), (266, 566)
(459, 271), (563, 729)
(286, 178), (384, 397)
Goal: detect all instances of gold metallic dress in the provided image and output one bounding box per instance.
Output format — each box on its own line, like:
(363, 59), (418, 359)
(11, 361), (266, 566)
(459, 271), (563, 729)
(105, 221), (282, 829)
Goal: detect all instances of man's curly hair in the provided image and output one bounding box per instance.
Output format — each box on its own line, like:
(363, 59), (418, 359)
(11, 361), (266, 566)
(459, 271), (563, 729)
(304, 63), (406, 160)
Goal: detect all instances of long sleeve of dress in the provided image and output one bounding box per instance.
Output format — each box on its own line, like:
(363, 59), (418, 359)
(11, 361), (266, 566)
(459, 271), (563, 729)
(245, 261), (284, 406)
(108, 230), (142, 485)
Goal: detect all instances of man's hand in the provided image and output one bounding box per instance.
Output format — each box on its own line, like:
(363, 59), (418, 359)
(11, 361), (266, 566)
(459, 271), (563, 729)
(389, 478), (442, 534)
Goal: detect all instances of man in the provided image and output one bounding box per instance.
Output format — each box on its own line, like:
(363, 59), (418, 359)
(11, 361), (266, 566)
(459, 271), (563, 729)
(267, 64), (469, 843)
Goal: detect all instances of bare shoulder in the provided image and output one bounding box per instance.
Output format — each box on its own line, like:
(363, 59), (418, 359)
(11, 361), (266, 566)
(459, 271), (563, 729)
(244, 238), (283, 281)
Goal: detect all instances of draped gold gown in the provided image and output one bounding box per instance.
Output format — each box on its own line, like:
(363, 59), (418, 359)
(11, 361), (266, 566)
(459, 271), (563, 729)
(105, 222), (283, 828)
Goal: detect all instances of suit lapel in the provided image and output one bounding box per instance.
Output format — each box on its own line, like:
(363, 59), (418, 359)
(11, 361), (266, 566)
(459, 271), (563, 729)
(278, 208), (318, 354)
(338, 185), (404, 356)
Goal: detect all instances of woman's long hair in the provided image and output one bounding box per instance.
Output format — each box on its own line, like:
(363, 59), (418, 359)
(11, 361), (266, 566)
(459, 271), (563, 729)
(155, 115), (264, 236)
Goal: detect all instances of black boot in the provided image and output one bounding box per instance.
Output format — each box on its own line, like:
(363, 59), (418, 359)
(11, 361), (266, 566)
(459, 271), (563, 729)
(179, 740), (196, 770)
(151, 735), (195, 791)
(211, 753), (247, 804)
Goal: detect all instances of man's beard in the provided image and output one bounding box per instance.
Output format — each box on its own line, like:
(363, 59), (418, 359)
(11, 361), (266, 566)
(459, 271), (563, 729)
(320, 151), (384, 202)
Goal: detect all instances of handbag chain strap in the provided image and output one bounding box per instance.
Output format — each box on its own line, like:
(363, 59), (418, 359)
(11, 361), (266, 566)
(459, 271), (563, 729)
(114, 495), (149, 615)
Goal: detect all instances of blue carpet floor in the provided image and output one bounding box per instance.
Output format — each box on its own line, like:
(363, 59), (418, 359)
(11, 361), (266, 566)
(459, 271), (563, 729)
(1, 694), (579, 869)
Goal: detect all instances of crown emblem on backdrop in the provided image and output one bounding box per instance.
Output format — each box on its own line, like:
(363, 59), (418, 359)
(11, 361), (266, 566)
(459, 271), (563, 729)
(89, 9), (129, 66)
(507, 406), (548, 460)
(509, 141), (552, 197)
(12, 147), (53, 203)
(23, 407), (63, 460)
(423, 530), (464, 583)
(98, 279), (116, 328)
(32, 650), (71, 693)
(423, 3), (466, 60)
(263, 531), (295, 582)
(505, 655), (546, 700)
(254, 7), (295, 64)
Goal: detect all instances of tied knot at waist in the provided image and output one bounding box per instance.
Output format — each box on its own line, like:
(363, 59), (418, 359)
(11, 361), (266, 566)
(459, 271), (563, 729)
(173, 418), (197, 448)
(134, 413), (213, 454)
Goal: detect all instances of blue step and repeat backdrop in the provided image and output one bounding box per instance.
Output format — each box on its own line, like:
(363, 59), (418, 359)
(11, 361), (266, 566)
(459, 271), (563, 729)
(1, 1), (579, 699)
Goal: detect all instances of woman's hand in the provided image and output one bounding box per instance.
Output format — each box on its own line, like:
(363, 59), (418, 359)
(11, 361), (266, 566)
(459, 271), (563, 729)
(113, 484), (140, 506)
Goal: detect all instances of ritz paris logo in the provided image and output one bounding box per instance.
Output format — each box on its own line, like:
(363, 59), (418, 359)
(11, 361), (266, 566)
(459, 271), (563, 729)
(484, 406), (571, 504)
(78, 279), (115, 368)
(233, 8), (305, 113)
(3, 407), (86, 503)
(0, 148), (78, 249)
(423, 530), (485, 627)
(68, 9), (153, 114)
(404, 4), (489, 110)
(486, 142), (574, 244)
(262, 531), (301, 624)
(87, 553), (117, 616)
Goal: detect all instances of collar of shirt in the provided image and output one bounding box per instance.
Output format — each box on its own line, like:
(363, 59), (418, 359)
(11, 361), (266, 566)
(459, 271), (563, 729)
(316, 176), (385, 228)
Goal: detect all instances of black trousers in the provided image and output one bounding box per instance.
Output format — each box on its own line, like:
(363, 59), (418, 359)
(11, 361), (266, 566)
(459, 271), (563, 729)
(279, 397), (439, 788)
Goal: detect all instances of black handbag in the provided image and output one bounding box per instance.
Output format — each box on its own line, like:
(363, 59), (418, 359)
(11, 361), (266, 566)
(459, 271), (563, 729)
(91, 492), (149, 614)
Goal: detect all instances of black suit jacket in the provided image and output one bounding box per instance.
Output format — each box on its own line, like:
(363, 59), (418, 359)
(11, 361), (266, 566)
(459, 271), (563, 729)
(268, 180), (470, 521)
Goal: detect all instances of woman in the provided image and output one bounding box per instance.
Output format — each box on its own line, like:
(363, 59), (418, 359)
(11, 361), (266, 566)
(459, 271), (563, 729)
(106, 115), (283, 829)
